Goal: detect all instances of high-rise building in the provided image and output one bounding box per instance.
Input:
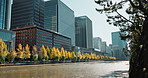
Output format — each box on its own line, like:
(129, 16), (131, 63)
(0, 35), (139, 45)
(93, 37), (102, 51)
(112, 31), (127, 59)
(0, 0), (12, 30)
(101, 41), (107, 53)
(44, 0), (75, 46)
(0, 0), (16, 50)
(75, 16), (93, 49)
(11, 0), (44, 29)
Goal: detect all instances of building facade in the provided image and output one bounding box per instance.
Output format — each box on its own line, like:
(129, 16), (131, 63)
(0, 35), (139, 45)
(12, 26), (72, 51)
(44, 0), (75, 46)
(0, 0), (12, 30)
(112, 31), (127, 59)
(0, 29), (16, 50)
(0, 0), (16, 50)
(93, 37), (102, 51)
(11, 0), (44, 29)
(75, 16), (93, 49)
(101, 41), (107, 53)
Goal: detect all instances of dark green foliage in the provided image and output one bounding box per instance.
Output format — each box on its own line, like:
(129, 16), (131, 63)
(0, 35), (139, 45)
(95, 0), (148, 78)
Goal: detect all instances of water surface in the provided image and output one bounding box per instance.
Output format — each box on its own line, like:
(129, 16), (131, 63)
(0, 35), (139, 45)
(0, 61), (129, 78)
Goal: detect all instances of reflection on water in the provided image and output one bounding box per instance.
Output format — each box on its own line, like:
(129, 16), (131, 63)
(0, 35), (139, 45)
(0, 61), (129, 78)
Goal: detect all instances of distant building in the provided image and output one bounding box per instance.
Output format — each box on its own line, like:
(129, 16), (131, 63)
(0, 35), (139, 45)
(101, 41), (107, 53)
(11, 0), (44, 29)
(105, 45), (112, 56)
(109, 44), (114, 56)
(44, 0), (75, 46)
(93, 37), (102, 51)
(75, 16), (93, 49)
(112, 31), (127, 59)
(72, 46), (93, 55)
(0, 0), (16, 50)
(12, 26), (72, 51)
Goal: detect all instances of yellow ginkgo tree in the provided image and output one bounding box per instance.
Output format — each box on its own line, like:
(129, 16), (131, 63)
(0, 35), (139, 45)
(7, 48), (17, 62)
(40, 45), (48, 61)
(46, 46), (51, 59)
(0, 39), (9, 64)
(77, 51), (82, 61)
(32, 45), (38, 61)
(61, 48), (66, 61)
(55, 48), (61, 62)
(16, 44), (24, 60)
(71, 52), (77, 62)
(24, 44), (31, 60)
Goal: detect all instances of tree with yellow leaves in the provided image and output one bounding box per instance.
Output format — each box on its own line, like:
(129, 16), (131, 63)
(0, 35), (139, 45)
(16, 44), (24, 60)
(7, 48), (17, 62)
(71, 52), (77, 62)
(24, 44), (31, 60)
(50, 47), (56, 60)
(46, 46), (51, 59)
(0, 39), (9, 64)
(32, 45), (38, 61)
(77, 51), (82, 61)
(84, 53), (90, 61)
(61, 48), (66, 62)
(55, 48), (61, 62)
(67, 52), (72, 60)
(65, 51), (68, 60)
(40, 45), (48, 61)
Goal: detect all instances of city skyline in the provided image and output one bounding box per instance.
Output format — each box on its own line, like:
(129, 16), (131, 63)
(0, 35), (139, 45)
(59, 0), (120, 45)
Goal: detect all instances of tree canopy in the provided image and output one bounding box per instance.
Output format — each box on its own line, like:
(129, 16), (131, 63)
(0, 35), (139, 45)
(95, 0), (148, 78)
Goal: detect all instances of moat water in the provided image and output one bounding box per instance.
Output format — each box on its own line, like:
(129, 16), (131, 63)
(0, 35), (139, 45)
(0, 61), (129, 78)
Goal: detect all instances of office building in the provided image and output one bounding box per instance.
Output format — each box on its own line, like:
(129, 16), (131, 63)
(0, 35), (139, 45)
(93, 37), (102, 51)
(0, 29), (16, 50)
(44, 0), (75, 45)
(11, 0), (44, 29)
(101, 41), (107, 53)
(0, 0), (12, 30)
(0, 0), (16, 50)
(112, 31), (127, 59)
(75, 16), (93, 49)
(12, 26), (72, 51)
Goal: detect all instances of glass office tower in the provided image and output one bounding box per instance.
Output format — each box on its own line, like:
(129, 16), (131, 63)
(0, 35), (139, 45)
(75, 16), (93, 49)
(44, 0), (75, 46)
(11, 0), (44, 29)
(0, 0), (16, 50)
(0, 0), (12, 30)
(112, 31), (127, 59)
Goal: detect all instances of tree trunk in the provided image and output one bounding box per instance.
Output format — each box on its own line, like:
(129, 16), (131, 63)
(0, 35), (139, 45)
(129, 16), (148, 78)
(140, 16), (148, 78)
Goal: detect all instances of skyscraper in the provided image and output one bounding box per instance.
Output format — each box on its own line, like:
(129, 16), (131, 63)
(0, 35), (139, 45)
(112, 31), (127, 59)
(44, 0), (75, 46)
(0, 0), (16, 49)
(0, 0), (12, 30)
(75, 16), (93, 49)
(93, 37), (102, 51)
(11, 0), (44, 29)
(101, 41), (107, 53)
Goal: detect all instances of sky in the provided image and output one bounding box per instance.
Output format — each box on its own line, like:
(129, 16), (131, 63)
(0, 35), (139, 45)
(60, 0), (119, 45)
